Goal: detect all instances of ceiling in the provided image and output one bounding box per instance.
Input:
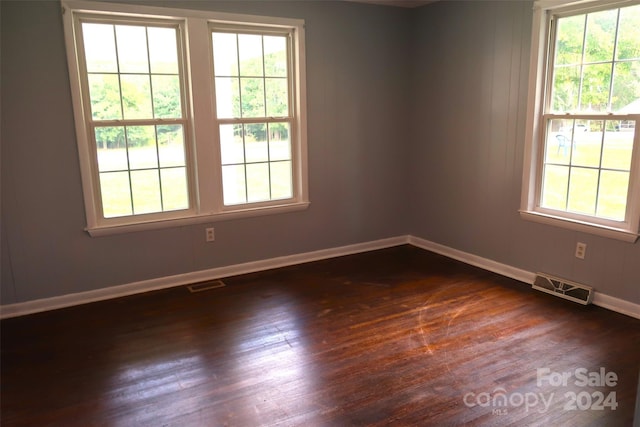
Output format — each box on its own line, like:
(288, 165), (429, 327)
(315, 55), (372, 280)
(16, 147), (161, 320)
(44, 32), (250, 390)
(345, 0), (435, 7)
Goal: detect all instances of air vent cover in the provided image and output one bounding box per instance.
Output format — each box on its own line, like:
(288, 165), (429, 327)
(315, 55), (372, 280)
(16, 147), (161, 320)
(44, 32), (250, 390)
(187, 280), (226, 293)
(532, 273), (593, 305)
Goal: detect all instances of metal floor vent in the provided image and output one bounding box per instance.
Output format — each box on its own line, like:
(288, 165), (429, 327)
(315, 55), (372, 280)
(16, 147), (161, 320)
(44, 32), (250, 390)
(532, 273), (593, 305)
(187, 280), (226, 293)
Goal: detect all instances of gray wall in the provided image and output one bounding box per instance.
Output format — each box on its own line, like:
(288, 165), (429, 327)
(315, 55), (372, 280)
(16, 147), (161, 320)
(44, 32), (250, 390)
(1, 0), (412, 304)
(1, 0), (638, 307)
(409, 1), (640, 304)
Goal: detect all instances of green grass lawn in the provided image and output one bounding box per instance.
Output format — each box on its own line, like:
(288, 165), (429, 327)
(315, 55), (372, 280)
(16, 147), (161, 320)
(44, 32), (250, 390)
(96, 140), (292, 217)
(96, 131), (634, 221)
(542, 131), (633, 221)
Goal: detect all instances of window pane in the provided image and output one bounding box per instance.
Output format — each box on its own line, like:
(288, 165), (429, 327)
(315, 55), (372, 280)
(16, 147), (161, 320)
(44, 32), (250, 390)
(222, 165), (247, 205)
(131, 169), (161, 214)
(270, 161), (292, 199)
(148, 27), (178, 74)
(551, 66), (580, 112)
(546, 132), (572, 164)
(602, 126), (633, 170)
(82, 23), (117, 73)
(264, 36), (287, 77)
(212, 33), (239, 76)
(269, 123), (291, 161)
(571, 121), (601, 168)
(541, 164), (569, 211)
(160, 167), (189, 211)
(157, 125), (185, 168)
(215, 77), (240, 119)
(96, 126), (127, 172)
(611, 61), (640, 113)
(246, 162), (270, 202)
(100, 171), (132, 218)
(88, 74), (122, 120)
(127, 126), (157, 170)
(245, 123), (268, 163)
(238, 34), (264, 77)
(121, 75), (153, 119)
(616, 4), (640, 60)
(546, 119), (573, 164)
(567, 167), (598, 215)
(554, 15), (585, 66)
(597, 170), (629, 220)
(116, 25), (149, 73)
(580, 63), (611, 112)
(220, 124), (244, 164)
(152, 75), (182, 118)
(584, 9), (617, 63)
(240, 78), (265, 118)
(266, 78), (288, 116)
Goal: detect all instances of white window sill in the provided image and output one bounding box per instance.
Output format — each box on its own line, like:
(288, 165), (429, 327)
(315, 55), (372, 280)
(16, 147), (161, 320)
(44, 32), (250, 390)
(86, 201), (310, 237)
(519, 210), (639, 243)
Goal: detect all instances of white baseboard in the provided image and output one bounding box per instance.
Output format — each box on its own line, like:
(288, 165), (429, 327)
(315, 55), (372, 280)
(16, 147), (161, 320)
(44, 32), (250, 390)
(0, 236), (409, 319)
(408, 236), (537, 284)
(2, 234), (638, 320)
(592, 293), (640, 320)
(408, 236), (640, 320)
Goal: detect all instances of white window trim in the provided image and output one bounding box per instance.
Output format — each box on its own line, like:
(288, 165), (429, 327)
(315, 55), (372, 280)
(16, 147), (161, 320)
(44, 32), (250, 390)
(61, 0), (309, 236)
(520, 0), (640, 243)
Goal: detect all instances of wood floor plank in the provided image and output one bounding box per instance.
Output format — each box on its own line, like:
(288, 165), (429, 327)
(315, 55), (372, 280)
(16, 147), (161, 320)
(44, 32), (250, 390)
(1, 246), (639, 426)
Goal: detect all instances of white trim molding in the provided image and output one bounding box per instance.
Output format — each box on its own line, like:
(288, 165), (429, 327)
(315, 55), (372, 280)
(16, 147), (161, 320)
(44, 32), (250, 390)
(408, 236), (537, 285)
(592, 292), (640, 320)
(2, 235), (638, 320)
(0, 236), (409, 319)
(408, 236), (640, 320)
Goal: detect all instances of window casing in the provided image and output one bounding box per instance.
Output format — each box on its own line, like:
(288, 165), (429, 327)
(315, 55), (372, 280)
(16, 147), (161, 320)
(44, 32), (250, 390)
(62, 1), (308, 236)
(521, 0), (640, 242)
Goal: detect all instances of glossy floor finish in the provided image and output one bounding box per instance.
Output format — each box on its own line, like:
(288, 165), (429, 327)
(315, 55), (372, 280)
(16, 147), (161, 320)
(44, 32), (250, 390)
(2, 246), (639, 426)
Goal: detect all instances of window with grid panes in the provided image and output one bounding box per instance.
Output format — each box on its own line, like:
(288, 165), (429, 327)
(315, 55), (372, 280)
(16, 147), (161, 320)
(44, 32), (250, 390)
(62, 1), (308, 236)
(521, 0), (640, 242)
(211, 28), (294, 206)
(80, 19), (189, 218)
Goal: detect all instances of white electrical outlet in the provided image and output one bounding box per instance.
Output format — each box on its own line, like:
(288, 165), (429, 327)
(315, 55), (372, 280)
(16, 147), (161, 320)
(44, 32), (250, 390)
(575, 242), (586, 259)
(205, 227), (215, 242)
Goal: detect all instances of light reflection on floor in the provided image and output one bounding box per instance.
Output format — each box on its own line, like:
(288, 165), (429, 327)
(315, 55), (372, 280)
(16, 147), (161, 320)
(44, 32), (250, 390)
(228, 294), (318, 426)
(102, 291), (320, 425)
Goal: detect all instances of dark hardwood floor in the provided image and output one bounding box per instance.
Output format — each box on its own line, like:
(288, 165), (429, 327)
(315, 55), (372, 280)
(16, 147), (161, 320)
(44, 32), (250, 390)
(2, 245), (639, 426)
